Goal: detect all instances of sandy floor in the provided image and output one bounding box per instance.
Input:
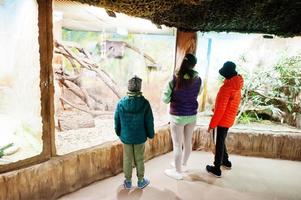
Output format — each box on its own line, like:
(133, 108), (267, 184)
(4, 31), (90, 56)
(58, 151), (301, 200)
(56, 114), (301, 155)
(55, 113), (169, 155)
(2, 113), (300, 164)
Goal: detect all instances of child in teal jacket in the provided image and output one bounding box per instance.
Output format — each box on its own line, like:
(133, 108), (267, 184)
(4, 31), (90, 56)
(114, 76), (154, 189)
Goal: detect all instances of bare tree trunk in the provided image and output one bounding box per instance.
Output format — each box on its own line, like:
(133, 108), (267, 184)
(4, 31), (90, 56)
(55, 41), (122, 99)
(124, 42), (157, 65)
(60, 97), (105, 117)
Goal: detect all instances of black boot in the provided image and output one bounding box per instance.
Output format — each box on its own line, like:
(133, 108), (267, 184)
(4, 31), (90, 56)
(222, 160), (232, 169)
(206, 165), (221, 178)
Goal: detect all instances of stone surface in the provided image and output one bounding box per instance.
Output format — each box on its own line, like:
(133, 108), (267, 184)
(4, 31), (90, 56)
(57, 111), (95, 131)
(193, 126), (301, 161)
(59, 151), (301, 200)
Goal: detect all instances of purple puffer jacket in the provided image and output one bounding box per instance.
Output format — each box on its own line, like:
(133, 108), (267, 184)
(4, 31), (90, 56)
(170, 76), (202, 116)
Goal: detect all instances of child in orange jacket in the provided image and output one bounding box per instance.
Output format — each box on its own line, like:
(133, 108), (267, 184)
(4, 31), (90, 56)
(206, 61), (243, 177)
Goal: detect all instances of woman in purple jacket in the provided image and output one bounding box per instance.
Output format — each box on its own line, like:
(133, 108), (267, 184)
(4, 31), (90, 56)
(162, 54), (202, 180)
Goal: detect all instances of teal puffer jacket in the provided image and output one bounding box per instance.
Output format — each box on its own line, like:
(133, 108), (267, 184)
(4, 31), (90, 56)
(114, 95), (154, 144)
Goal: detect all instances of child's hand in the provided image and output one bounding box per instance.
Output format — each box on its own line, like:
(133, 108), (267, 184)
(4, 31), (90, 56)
(207, 127), (214, 134)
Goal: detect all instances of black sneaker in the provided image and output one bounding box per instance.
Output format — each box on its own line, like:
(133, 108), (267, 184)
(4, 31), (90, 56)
(206, 165), (221, 178)
(222, 160), (232, 169)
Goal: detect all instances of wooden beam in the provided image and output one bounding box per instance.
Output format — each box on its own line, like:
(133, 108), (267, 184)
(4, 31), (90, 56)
(0, 154), (49, 173)
(174, 30), (197, 72)
(38, 0), (56, 157)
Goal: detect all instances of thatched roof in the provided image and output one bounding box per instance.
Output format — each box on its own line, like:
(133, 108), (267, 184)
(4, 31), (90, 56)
(54, 0), (173, 34)
(70, 0), (301, 37)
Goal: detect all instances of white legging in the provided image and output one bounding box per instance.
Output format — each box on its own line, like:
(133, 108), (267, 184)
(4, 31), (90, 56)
(170, 121), (196, 172)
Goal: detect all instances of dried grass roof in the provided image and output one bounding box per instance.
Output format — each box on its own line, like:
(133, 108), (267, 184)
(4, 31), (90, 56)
(67, 0), (301, 37)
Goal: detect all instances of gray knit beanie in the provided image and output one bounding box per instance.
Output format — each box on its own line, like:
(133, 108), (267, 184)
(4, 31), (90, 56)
(128, 75), (142, 92)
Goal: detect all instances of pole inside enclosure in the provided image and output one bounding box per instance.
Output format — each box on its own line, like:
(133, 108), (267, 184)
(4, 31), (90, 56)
(201, 38), (212, 111)
(174, 30), (197, 72)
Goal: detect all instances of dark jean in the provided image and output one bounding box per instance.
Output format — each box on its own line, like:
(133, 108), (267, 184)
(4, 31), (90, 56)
(214, 126), (229, 168)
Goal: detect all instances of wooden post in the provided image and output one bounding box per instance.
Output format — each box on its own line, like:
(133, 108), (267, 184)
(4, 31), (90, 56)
(174, 30), (197, 72)
(38, 0), (56, 157)
(200, 38), (212, 111)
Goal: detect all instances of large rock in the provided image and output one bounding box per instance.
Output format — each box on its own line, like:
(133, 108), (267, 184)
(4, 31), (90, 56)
(57, 111), (95, 131)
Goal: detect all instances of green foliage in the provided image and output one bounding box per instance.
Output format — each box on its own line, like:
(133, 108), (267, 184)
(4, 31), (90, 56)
(238, 112), (261, 124)
(63, 29), (100, 44)
(0, 143), (13, 158)
(274, 54), (301, 102)
(238, 52), (301, 126)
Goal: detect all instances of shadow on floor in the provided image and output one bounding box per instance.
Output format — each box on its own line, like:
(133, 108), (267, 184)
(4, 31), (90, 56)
(116, 185), (181, 200)
(183, 169), (219, 185)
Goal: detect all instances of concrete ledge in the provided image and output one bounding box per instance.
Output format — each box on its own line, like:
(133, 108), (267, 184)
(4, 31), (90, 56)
(1, 125), (301, 200)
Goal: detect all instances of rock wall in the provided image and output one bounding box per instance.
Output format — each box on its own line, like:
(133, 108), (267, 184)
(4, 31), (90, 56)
(192, 127), (301, 161)
(1, 125), (301, 200)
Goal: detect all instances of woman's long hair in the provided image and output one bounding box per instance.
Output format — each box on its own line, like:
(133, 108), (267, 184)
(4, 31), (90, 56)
(175, 53), (197, 90)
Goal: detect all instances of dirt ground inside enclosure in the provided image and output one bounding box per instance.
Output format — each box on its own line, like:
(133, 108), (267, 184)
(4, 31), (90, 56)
(55, 112), (170, 155)
(55, 113), (301, 155)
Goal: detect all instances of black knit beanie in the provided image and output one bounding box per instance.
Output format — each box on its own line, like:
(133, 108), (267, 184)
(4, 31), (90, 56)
(219, 61), (238, 79)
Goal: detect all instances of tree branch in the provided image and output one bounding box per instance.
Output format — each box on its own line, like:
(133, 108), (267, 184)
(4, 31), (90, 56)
(55, 41), (122, 98)
(59, 97), (105, 117)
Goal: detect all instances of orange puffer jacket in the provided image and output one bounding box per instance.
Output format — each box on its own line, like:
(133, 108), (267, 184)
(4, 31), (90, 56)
(209, 75), (244, 128)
